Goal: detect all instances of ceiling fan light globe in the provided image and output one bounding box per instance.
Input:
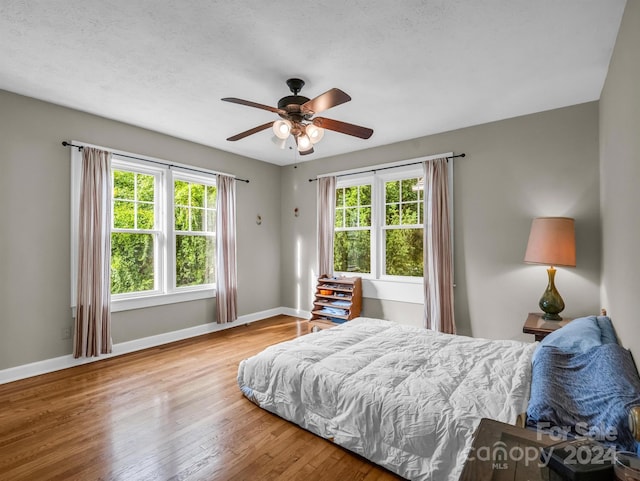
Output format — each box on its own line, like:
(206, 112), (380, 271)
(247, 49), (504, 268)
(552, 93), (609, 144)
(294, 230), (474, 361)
(297, 133), (312, 152)
(273, 119), (291, 139)
(306, 124), (325, 144)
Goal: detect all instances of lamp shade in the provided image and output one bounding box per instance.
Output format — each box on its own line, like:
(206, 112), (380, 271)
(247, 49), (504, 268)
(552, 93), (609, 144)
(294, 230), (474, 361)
(272, 119), (291, 140)
(524, 217), (576, 267)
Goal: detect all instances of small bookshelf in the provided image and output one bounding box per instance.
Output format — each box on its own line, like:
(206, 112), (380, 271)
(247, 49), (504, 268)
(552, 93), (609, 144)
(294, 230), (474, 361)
(309, 275), (362, 332)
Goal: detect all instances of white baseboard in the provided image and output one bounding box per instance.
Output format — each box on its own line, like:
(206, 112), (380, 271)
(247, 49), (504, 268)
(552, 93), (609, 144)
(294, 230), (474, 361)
(0, 307), (307, 385)
(281, 307), (311, 319)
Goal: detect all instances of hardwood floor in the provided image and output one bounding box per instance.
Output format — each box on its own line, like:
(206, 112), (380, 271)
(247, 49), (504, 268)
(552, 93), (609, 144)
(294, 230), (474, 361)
(0, 316), (403, 481)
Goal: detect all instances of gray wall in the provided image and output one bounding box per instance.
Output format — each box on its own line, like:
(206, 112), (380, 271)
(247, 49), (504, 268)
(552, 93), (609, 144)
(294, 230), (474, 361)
(280, 102), (602, 340)
(0, 63), (620, 371)
(600, 0), (640, 366)
(0, 90), (282, 370)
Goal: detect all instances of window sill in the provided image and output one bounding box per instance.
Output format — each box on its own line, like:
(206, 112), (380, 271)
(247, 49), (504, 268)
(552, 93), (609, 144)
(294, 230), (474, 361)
(335, 272), (424, 304)
(111, 289), (216, 312)
(72, 289), (216, 317)
(362, 278), (423, 304)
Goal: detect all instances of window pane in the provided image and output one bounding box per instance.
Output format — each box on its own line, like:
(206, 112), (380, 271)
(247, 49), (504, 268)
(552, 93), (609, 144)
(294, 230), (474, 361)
(385, 228), (424, 277)
(113, 200), (134, 229)
(174, 180), (189, 206)
(113, 170), (134, 200)
(359, 184), (371, 205)
(359, 207), (371, 226)
(345, 207), (359, 227)
(137, 174), (155, 202)
(111, 233), (155, 294)
(335, 187), (344, 208)
(175, 206), (189, 231)
(206, 185), (217, 209)
(192, 207), (204, 231)
(334, 208), (344, 228)
(206, 210), (216, 232)
(385, 180), (399, 203)
(191, 183), (204, 208)
(137, 203), (155, 229)
(344, 186), (358, 207)
(386, 203), (400, 225)
(333, 230), (370, 274)
(176, 235), (215, 287)
(401, 178), (418, 202)
(402, 203), (419, 224)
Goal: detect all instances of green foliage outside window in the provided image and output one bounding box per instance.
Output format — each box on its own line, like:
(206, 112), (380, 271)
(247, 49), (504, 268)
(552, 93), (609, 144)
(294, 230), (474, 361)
(111, 170), (156, 294)
(385, 178), (424, 277)
(334, 184), (371, 273)
(111, 233), (155, 293)
(333, 176), (424, 278)
(110, 170), (217, 295)
(385, 228), (424, 276)
(334, 230), (371, 273)
(176, 235), (215, 287)
(174, 180), (216, 287)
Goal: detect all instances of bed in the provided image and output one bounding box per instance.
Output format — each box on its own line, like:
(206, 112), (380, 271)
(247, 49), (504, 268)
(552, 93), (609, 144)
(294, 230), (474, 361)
(237, 318), (536, 480)
(237, 316), (640, 481)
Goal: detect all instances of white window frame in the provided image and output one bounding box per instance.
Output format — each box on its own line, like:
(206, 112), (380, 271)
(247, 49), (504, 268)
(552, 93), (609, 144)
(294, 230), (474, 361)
(70, 146), (216, 314)
(110, 159), (165, 301)
(333, 174), (375, 276)
(330, 153), (453, 304)
(170, 170), (217, 293)
(376, 164), (425, 282)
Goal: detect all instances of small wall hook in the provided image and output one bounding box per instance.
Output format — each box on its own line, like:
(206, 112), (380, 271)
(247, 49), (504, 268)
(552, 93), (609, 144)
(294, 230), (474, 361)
(256, 215), (262, 225)
(294, 207), (299, 217)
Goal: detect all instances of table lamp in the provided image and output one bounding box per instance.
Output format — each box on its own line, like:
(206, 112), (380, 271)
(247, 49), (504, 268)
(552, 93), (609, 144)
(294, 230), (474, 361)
(524, 217), (576, 320)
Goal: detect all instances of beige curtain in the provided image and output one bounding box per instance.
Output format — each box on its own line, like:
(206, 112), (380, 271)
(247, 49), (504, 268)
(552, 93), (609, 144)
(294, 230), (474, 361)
(74, 147), (112, 358)
(317, 176), (336, 277)
(423, 158), (456, 334)
(216, 174), (238, 323)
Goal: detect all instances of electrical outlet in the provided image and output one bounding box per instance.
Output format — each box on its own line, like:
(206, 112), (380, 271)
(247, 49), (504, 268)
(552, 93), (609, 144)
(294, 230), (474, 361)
(61, 327), (72, 340)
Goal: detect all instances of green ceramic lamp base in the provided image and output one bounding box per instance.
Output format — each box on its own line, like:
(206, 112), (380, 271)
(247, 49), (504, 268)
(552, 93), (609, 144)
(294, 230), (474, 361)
(538, 266), (565, 321)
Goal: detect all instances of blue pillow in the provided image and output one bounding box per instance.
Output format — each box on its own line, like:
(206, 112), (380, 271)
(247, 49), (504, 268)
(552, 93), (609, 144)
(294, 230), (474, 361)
(532, 316), (603, 365)
(527, 343), (640, 451)
(597, 315), (618, 344)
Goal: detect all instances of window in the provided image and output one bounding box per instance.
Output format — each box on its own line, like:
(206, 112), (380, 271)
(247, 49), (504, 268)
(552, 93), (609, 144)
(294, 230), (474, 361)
(334, 184), (372, 274)
(332, 157), (452, 290)
(111, 168), (159, 295)
(71, 149), (218, 312)
(383, 176), (424, 277)
(173, 177), (216, 288)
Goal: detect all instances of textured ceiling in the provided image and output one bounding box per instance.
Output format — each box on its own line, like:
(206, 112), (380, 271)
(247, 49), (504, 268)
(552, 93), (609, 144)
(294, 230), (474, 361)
(0, 1), (626, 165)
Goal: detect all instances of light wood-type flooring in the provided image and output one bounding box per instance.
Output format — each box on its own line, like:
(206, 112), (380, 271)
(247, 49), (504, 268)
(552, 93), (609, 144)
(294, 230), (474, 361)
(0, 315), (403, 481)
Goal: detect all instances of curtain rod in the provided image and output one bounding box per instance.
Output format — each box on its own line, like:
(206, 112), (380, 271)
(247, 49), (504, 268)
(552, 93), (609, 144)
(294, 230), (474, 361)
(62, 141), (250, 183)
(308, 153), (465, 182)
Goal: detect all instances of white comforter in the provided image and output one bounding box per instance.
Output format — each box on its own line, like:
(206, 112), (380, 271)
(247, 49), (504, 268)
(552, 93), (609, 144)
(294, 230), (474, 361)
(237, 318), (536, 481)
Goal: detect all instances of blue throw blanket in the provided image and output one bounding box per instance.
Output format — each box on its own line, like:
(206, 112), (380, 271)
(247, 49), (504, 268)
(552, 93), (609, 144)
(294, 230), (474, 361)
(527, 343), (640, 452)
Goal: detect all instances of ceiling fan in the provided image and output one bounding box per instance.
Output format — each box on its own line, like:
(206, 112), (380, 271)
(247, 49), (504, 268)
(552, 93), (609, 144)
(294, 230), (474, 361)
(221, 78), (374, 155)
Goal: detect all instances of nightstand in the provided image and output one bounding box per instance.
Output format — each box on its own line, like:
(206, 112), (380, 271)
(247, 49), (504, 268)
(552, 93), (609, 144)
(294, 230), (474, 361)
(459, 418), (561, 481)
(522, 312), (573, 342)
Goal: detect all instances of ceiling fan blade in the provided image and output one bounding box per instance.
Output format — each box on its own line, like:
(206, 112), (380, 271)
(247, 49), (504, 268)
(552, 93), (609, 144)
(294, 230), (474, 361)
(221, 97), (286, 115)
(226, 121), (274, 141)
(312, 117), (374, 139)
(301, 88), (351, 115)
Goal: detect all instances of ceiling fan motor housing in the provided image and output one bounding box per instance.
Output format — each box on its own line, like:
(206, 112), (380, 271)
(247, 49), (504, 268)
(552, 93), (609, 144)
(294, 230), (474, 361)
(277, 95), (311, 121)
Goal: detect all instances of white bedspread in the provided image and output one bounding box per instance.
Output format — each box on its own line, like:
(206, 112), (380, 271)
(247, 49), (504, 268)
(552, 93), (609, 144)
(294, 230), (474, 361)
(237, 318), (536, 481)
